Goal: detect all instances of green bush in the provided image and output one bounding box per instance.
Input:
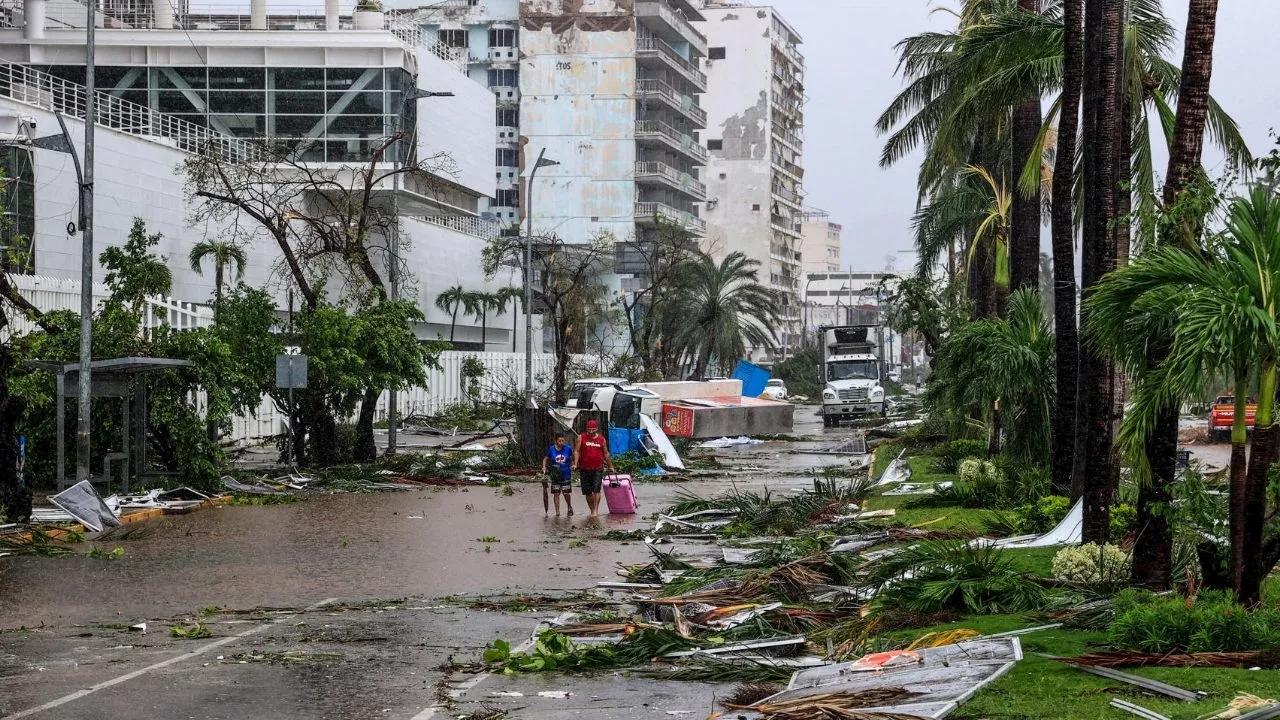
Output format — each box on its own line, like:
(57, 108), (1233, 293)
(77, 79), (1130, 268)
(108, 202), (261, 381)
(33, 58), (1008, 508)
(1053, 544), (1130, 596)
(334, 423), (357, 463)
(1107, 590), (1280, 653)
(1016, 495), (1071, 534)
(1109, 503), (1137, 543)
(932, 439), (989, 473)
(870, 541), (1056, 615)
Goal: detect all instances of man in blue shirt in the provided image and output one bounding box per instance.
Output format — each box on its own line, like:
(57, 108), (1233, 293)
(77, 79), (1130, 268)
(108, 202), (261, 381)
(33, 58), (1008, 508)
(541, 434), (574, 516)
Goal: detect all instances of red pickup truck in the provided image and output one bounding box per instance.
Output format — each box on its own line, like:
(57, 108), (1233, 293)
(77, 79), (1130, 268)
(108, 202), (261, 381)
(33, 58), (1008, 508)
(1209, 395), (1256, 442)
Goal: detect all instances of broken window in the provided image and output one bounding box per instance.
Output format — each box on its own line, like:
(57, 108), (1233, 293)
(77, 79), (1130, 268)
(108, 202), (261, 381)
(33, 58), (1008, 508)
(707, 139), (723, 151)
(709, 47), (726, 60)
(496, 107), (518, 126)
(438, 29), (467, 48)
(489, 28), (515, 48)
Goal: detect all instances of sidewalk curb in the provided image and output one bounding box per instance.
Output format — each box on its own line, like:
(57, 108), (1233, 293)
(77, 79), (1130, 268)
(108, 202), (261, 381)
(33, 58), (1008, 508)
(6, 495), (233, 543)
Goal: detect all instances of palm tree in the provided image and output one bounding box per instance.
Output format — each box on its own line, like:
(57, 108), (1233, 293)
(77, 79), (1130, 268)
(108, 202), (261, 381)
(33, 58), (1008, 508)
(928, 288), (1055, 462)
(964, 165), (1013, 317)
(434, 285), (467, 342)
(188, 239), (247, 302)
(458, 291), (489, 348)
(1086, 186), (1280, 603)
(1010, 0), (1045, 294)
(491, 286), (524, 352)
(670, 252), (783, 378)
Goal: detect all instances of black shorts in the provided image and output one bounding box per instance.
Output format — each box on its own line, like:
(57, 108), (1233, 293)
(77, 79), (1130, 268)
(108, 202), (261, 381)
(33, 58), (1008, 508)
(580, 469), (604, 495)
(549, 477), (572, 494)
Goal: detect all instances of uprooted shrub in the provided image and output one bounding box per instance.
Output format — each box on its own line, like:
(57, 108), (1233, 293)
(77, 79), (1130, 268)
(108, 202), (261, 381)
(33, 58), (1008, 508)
(866, 541), (1056, 615)
(1108, 590), (1280, 653)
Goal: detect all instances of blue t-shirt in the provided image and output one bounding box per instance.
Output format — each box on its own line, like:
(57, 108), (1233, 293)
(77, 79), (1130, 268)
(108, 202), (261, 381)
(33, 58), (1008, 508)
(546, 444), (573, 481)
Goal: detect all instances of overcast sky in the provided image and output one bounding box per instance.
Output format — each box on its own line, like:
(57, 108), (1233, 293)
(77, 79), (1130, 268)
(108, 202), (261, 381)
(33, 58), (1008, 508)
(767, 0), (1280, 273)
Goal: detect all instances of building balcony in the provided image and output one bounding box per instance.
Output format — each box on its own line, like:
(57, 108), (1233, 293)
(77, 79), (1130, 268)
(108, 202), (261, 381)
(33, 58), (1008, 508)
(636, 37), (707, 91)
(771, 156), (804, 183)
(635, 201), (707, 235)
(635, 0), (708, 57)
(636, 78), (707, 127)
(491, 86), (519, 103)
(496, 125), (519, 145)
(771, 218), (803, 239)
(636, 119), (708, 163)
(772, 184), (803, 211)
(635, 161), (707, 200)
(771, 35), (805, 69)
(772, 124), (803, 152)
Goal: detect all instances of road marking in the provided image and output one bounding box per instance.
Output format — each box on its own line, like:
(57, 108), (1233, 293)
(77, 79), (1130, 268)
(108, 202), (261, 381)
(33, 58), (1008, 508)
(1, 598), (338, 720)
(409, 636), (536, 720)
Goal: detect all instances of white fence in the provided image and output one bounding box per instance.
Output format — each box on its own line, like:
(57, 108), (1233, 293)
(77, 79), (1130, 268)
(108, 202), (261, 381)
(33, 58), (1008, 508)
(5, 274), (214, 338)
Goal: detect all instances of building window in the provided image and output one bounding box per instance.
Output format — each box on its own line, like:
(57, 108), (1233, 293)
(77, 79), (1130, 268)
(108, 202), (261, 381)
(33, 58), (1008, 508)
(709, 47), (726, 60)
(495, 189), (519, 208)
(487, 68), (517, 87)
(752, 204), (761, 211)
(489, 28), (515, 47)
(707, 139), (723, 151)
(496, 148), (518, 166)
(496, 107), (518, 126)
(439, 29), (467, 48)
(0, 146), (35, 273)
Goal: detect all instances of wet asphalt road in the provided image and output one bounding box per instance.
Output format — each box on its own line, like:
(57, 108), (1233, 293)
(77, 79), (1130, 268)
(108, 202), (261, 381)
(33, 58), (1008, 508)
(0, 406), (861, 719)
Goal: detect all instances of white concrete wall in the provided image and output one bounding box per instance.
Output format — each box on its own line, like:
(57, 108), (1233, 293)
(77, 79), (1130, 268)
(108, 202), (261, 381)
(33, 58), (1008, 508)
(416, 46), (497, 200)
(518, 0), (638, 243)
(800, 216), (842, 274)
(699, 5), (773, 264)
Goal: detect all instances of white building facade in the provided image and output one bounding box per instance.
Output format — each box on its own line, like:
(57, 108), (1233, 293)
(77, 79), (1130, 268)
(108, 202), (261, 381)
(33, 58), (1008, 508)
(0, 0), (532, 351)
(699, 1), (804, 359)
(799, 207), (841, 274)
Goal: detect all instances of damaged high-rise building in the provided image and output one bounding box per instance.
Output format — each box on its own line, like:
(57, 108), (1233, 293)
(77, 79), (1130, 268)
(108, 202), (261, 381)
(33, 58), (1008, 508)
(413, 0), (708, 246)
(699, 1), (806, 359)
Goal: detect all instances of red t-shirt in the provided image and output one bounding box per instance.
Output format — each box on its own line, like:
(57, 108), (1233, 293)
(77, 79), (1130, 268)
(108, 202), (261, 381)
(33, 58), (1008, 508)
(578, 432), (607, 471)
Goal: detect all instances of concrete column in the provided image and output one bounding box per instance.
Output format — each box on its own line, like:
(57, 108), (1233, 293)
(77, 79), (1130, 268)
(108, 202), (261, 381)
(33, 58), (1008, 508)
(324, 0), (338, 30)
(152, 0), (173, 29)
(249, 0), (266, 30)
(22, 0), (46, 39)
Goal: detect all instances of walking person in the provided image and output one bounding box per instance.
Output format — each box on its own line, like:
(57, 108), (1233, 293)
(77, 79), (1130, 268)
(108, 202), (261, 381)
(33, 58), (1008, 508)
(541, 434), (574, 516)
(572, 420), (614, 517)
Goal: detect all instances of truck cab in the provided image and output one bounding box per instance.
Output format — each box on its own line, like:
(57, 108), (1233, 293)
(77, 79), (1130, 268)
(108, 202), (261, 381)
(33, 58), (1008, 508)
(820, 325), (886, 427)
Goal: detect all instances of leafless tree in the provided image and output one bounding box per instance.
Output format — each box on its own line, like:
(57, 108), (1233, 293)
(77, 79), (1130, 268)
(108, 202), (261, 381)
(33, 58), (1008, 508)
(482, 231), (613, 405)
(614, 217), (702, 380)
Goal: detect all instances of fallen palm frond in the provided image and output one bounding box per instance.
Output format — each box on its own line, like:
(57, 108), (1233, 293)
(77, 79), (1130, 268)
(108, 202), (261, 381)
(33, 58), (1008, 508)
(0, 528), (84, 556)
(555, 622), (652, 636)
(721, 683), (784, 708)
(643, 658), (796, 684)
(905, 628), (980, 650)
(647, 556), (832, 605)
(865, 541), (1057, 615)
(734, 688), (919, 717)
(1060, 650), (1280, 668)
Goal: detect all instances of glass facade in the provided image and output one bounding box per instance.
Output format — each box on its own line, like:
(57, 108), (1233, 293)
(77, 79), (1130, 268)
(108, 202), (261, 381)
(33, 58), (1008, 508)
(48, 65), (412, 163)
(0, 145), (35, 273)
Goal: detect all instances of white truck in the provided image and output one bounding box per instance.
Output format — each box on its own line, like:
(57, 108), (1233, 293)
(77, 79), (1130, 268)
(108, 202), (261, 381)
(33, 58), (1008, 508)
(820, 325), (886, 427)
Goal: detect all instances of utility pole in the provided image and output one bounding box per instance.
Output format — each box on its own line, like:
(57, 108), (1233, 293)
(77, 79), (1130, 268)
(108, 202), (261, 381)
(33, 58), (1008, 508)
(76, 1), (97, 481)
(386, 86), (451, 455)
(524, 148), (558, 407)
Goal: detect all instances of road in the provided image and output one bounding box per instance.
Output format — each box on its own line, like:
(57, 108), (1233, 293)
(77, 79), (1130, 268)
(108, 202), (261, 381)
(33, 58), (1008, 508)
(0, 406), (859, 719)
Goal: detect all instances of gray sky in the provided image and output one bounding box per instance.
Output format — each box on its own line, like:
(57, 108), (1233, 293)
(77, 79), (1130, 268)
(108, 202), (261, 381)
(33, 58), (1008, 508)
(767, 0), (1280, 273)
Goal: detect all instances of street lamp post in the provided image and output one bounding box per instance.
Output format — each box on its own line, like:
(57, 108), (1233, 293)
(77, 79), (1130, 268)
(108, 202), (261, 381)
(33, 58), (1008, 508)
(387, 86), (452, 456)
(524, 148), (558, 408)
(75, 0), (96, 481)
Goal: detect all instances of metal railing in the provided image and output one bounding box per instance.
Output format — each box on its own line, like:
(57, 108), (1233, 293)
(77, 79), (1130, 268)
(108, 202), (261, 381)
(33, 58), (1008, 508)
(772, 124), (803, 150)
(771, 155), (804, 181)
(635, 36), (707, 88)
(635, 160), (706, 198)
(635, 119), (707, 162)
(418, 213), (505, 240)
(636, 78), (706, 126)
(0, 62), (265, 163)
(385, 11), (467, 72)
(635, 201), (707, 234)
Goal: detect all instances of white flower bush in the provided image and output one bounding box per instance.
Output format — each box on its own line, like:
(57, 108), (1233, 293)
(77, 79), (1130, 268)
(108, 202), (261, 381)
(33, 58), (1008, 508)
(1052, 544), (1131, 584)
(958, 458), (1004, 485)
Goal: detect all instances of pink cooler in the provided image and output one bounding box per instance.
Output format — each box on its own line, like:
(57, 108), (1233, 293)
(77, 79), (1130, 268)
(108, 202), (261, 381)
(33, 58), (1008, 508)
(603, 474), (638, 514)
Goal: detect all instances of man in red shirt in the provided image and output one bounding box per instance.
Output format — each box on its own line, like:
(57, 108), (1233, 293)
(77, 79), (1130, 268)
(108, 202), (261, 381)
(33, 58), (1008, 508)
(572, 419), (614, 517)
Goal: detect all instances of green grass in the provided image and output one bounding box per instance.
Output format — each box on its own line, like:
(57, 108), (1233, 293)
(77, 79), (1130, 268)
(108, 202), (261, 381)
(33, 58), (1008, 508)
(871, 441), (902, 478)
(880, 614), (1280, 720)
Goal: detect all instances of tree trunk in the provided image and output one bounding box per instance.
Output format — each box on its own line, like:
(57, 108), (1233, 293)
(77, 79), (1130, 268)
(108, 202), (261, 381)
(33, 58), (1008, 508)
(512, 310), (518, 352)
(1010, 0), (1044, 294)
(1162, 0), (1220, 240)
(1228, 428), (1250, 597)
(0, 346), (31, 523)
(1239, 363), (1276, 605)
(1051, 0), (1084, 498)
(1079, 0), (1124, 544)
(988, 404), (1002, 457)
(1130, 404), (1176, 589)
(970, 236), (996, 319)
(449, 309), (458, 343)
(354, 387), (378, 462)
(480, 308), (488, 348)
